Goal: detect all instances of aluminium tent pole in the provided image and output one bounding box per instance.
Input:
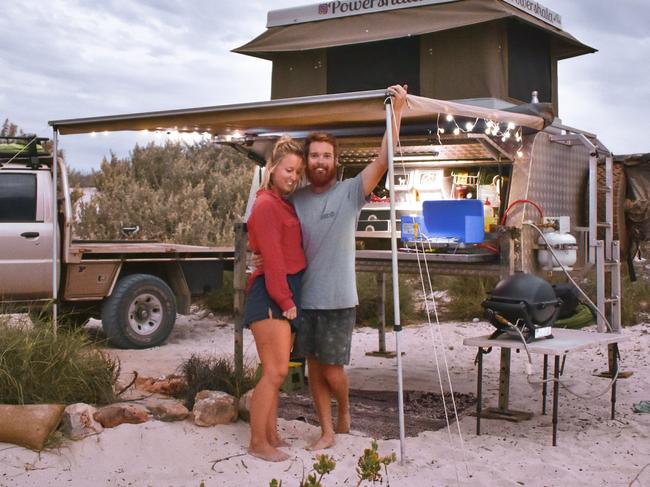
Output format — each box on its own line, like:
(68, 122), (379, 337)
(52, 128), (58, 334)
(385, 98), (406, 463)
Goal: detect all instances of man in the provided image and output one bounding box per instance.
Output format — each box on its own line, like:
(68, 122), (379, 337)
(292, 84), (407, 450)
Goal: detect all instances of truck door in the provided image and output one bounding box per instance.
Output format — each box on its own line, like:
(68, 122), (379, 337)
(0, 171), (54, 300)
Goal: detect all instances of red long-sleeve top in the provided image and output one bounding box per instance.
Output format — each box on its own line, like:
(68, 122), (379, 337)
(246, 189), (306, 311)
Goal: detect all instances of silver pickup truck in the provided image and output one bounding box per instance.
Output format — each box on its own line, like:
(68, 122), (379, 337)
(0, 137), (233, 348)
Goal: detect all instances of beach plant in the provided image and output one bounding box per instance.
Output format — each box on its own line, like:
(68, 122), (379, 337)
(74, 141), (254, 246)
(356, 439), (396, 486)
(270, 454), (336, 487)
(426, 275), (498, 321)
(180, 353), (257, 408)
(0, 320), (118, 405)
(200, 271), (235, 314)
(356, 272), (423, 327)
(299, 454), (337, 487)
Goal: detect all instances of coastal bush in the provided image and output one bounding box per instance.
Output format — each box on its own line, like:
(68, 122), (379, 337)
(74, 141), (254, 246)
(200, 271), (235, 314)
(180, 354), (257, 408)
(421, 275), (498, 322)
(356, 272), (422, 327)
(0, 321), (118, 405)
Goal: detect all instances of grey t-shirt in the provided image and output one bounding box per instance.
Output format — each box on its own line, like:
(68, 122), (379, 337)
(292, 174), (366, 309)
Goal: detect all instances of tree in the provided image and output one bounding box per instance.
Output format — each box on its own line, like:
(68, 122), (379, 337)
(1, 118), (20, 138)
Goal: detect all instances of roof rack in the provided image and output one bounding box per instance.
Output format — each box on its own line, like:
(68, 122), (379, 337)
(0, 135), (52, 169)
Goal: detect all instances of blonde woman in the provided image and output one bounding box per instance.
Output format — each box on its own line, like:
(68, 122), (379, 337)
(242, 136), (306, 462)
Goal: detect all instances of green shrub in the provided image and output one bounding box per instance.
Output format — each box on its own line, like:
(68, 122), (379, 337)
(356, 272), (423, 327)
(180, 354), (257, 408)
(0, 323), (118, 405)
(75, 141), (254, 246)
(427, 275), (498, 322)
(200, 271), (235, 313)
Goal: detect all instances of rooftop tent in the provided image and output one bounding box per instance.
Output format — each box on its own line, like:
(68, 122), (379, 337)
(234, 0), (594, 61)
(49, 91), (547, 136)
(233, 0), (595, 111)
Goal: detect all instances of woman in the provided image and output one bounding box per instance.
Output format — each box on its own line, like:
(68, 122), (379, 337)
(242, 136), (306, 462)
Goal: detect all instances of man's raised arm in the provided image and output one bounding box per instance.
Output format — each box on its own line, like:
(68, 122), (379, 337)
(361, 84), (408, 197)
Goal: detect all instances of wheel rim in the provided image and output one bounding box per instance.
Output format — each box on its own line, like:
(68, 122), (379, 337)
(127, 293), (164, 336)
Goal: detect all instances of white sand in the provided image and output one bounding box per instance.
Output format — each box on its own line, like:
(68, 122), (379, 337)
(2, 314), (649, 487)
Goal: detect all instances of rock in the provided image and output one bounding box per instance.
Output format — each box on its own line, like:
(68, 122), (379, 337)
(238, 389), (254, 422)
(135, 375), (187, 396)
(4, 313), (34, 330)
(61, 403), (103, 440)
(145, 399), (190, 422)
(94, 403), (149, 428)
(192, 390), (238, 426)
(0, 404), (65, 451)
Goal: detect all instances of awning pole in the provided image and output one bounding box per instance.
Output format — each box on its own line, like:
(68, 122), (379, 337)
(385, 99), (406, 463)
(51, 128), (58, 334)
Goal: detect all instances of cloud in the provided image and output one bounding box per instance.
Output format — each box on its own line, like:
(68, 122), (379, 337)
(2, 0), (648, 169)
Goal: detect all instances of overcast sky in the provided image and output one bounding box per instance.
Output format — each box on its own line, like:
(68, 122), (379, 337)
(1, 0), (648, 172)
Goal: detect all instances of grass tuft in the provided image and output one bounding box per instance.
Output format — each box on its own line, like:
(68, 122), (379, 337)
(356, 272), (423, 327)
(0, 321), (118, 405)
(180, 354), (257, 409)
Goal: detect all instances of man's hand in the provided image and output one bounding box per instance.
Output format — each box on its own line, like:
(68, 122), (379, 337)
(251, 252), (263, 271)
(386, 84), (408, 113)
(283, 306), (297, 320)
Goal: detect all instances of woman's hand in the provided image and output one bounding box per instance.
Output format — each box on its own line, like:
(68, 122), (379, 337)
(283, 306), (297, 320)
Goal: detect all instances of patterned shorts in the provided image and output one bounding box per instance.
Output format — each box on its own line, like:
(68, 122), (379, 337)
(293, 308), (356, 365)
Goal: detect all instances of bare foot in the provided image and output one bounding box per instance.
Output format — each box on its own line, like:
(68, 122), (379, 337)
(248, 444), (290, 462)
(306, 433), (336, 451)
(335, 410), (351, 434)
(269, 436), (291, 448)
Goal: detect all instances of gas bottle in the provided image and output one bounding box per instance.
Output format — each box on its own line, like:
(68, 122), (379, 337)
(537, 231), (578, 271)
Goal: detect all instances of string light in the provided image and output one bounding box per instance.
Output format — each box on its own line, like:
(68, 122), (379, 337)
(430, 113), (525, 159)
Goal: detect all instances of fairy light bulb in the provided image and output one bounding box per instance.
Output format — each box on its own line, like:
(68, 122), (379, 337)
(465, 121), (473, 131)
(517, 150), (523, 157)
(507, 122), (516, 130)
(453, 127), (460, 136)
(446, 114), (454, 122)
(438, 128), (445, 134)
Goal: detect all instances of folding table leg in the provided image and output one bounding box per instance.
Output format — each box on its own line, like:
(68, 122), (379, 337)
(552, 355), (560, 446)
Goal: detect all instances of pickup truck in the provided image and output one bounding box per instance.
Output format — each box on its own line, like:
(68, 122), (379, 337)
(0, 137), (233, 348)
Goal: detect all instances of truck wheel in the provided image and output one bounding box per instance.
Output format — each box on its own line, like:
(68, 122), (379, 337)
(101, 274), (177, 349)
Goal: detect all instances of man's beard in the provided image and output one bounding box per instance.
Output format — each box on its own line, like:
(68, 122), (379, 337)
(307, 164), (337, 187)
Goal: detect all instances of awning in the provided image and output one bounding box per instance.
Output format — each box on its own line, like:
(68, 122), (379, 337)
(234, 0), (595, 61)
(49, 90), (547, 136)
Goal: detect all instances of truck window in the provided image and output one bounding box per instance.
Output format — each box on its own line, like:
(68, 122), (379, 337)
(0, 174), (37, 222)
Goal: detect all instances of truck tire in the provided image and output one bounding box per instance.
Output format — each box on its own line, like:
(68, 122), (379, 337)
(101, 274), (177, 349)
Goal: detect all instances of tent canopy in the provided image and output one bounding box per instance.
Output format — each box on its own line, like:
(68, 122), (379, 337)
(234, 0), (595, 61)
(49, 90), (547, 137)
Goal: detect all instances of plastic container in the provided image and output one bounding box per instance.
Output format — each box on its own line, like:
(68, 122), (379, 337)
(400, 215), (425, 242)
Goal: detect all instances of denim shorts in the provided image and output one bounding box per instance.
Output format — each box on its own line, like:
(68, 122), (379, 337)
(293, 308), (356, 365)
(242, 271), (303, 332)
